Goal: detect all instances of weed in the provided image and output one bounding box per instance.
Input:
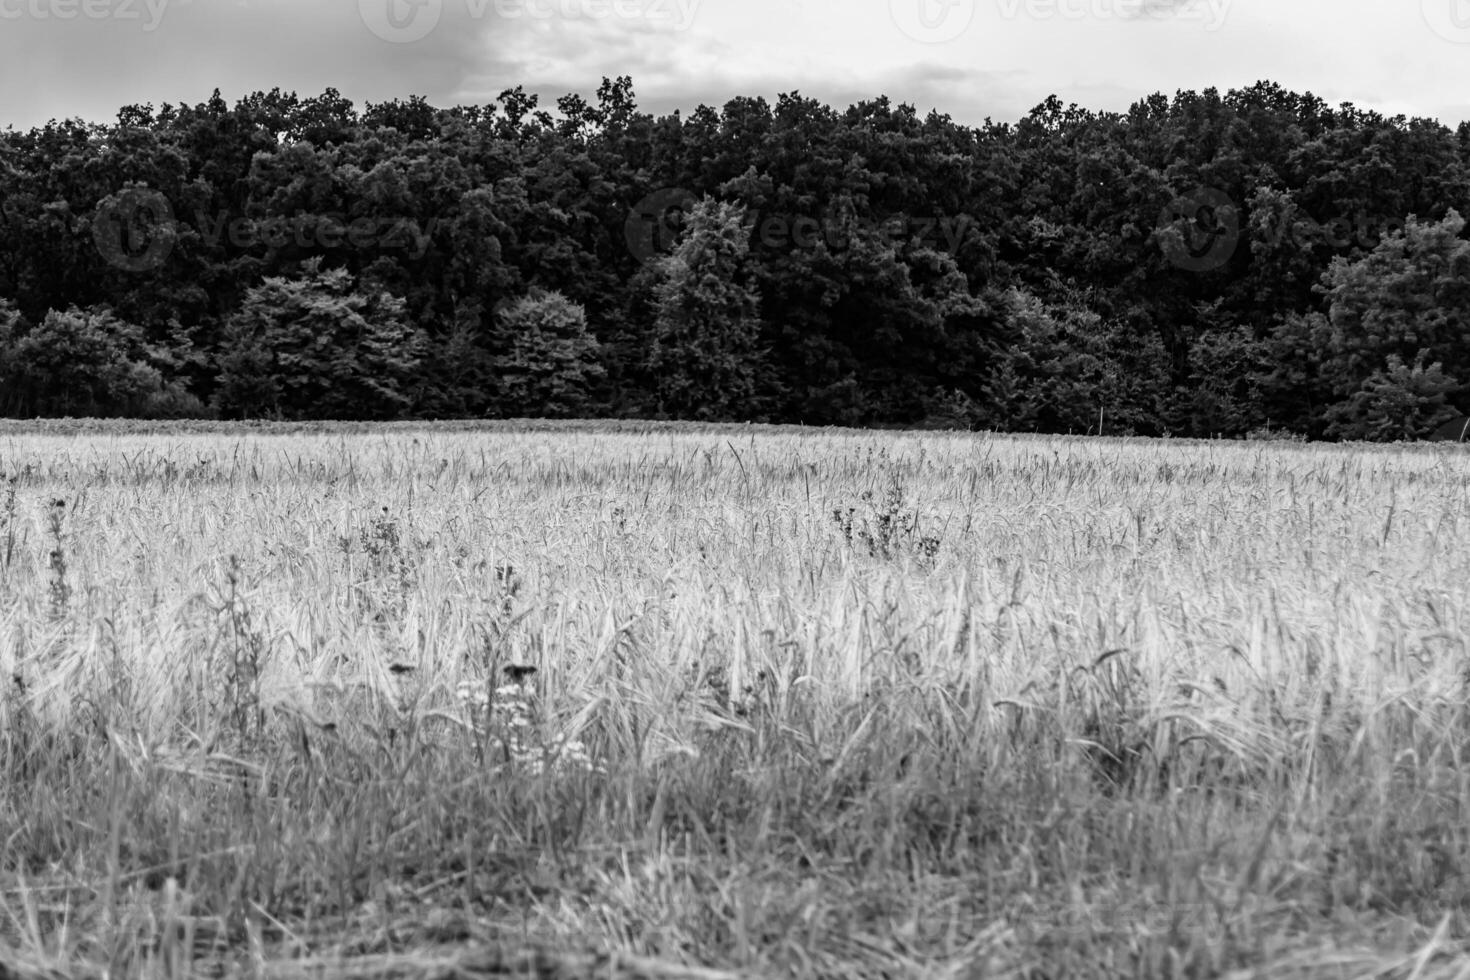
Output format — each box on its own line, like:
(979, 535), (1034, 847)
(0, 475), (16, 577)
(830, 482), (941, 565)
(1246, 423), (1308, 442)
(45, 498), (69, 619)
(340, 506), (428, 623)
(454, 665), (600, 775)
(358, 507), (404, 572)
(213, 555), (268, 751)
(494, 562), (521, 617)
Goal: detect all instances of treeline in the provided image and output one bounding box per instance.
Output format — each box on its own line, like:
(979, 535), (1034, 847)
(1, 78), (1468, 438)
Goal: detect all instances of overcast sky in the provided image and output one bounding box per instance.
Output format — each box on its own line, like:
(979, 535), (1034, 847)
(0, 0), (1467, 132)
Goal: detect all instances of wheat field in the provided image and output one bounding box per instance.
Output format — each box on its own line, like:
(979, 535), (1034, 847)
(2, 422), (1470, 978)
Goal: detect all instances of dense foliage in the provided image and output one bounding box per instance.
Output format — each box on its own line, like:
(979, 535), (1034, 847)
(1, 79), (1468, 437)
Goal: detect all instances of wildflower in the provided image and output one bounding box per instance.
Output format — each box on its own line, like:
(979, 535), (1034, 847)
(452, 673), (602, 775)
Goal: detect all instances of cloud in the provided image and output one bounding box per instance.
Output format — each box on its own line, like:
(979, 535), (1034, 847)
(0, 0), (497, 127)
(0, 0), (1462, 133)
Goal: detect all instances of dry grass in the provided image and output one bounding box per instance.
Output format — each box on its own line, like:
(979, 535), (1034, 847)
(2, 422), (1470, 978)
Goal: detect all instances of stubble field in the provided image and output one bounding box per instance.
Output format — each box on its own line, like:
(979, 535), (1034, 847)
(2, 421), (1470, 979)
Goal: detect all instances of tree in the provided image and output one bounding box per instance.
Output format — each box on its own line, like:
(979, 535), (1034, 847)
(1323, 354), (1461, 441)
(412, 297), (498, 418)
(647, 197), (768, 420)
(1310, 210), (1470, 402)
(3, 78), (1470, 429)
(1182, 315), (1274, 437)
(492, 289), (604, 417)
(0, 300), (27, 415)
(7, 305), (201, 417)
(213, 260), (423, 419)
(983, 286), (1171, 435)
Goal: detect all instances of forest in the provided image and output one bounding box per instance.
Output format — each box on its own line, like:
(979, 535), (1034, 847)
(0, 77), (1468, 439)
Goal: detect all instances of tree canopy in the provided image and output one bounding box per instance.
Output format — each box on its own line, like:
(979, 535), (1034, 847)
(1, 79), (1467, 438)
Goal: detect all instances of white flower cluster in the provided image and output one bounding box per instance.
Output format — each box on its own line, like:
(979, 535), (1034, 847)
(454, 677), (600, 775)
